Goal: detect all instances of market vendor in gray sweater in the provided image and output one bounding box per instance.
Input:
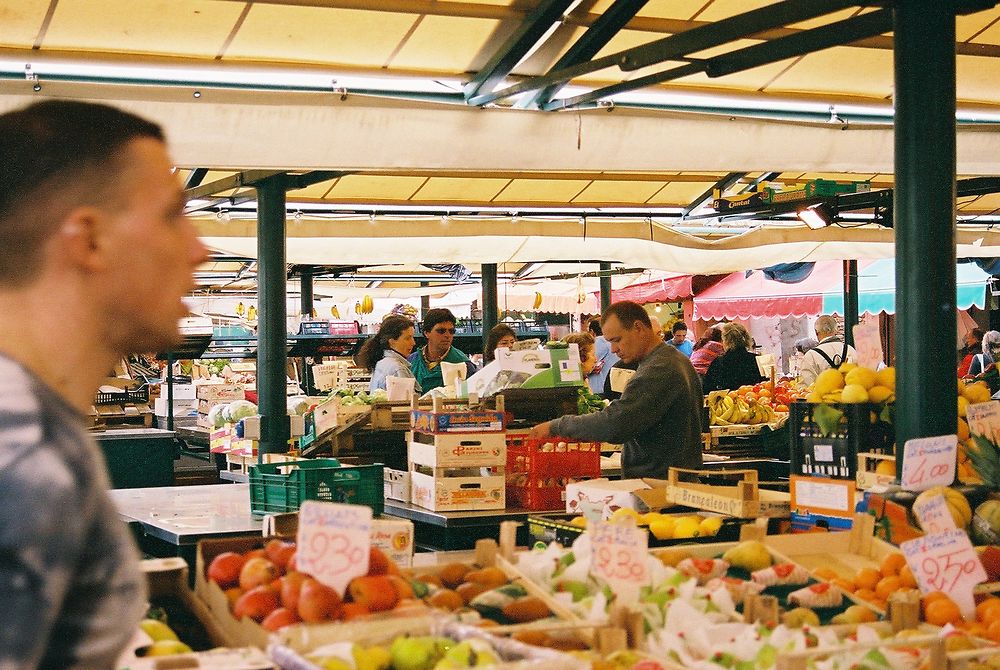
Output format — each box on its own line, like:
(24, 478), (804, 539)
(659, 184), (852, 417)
(528, 301), (703, 479)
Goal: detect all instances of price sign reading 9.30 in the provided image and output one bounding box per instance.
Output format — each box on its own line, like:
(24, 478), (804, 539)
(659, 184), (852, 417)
(296, 501), (372, 595)
(901, 529), (986, 620)
(589, 519), (650, 605)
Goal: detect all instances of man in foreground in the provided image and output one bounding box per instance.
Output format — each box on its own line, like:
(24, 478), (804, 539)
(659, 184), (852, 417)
(0, 100), (207, 668)
(528, 301), (703, 479)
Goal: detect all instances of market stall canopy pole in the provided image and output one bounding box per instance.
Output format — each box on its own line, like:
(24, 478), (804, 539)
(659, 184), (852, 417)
(843, 260), (858, 347)
(482, 264), (498, 354)
(600, 262), (612, 313)
(894, 1), (958, 473)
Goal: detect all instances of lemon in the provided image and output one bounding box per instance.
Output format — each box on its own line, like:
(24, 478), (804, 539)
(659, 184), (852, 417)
(569, 516), (588, 528)
(698, 516), (724, 536)
(806, 391), (823, 403)
(867, 385), (894, 403)
(636, 512), (661, 526)
(875, 367), (895, 391)
(648, 517), (675, 540)
(813, 368), (846, 396)
(844, 367), (877, 390)
(841, 384), (870, 404)
(874, 459), (896, 476)
(958, 395), (970, 418)
(963, 381), (992, 404)
(672, 517), (701, 539)
(609, 507), (640, 524)
(838, 362), (858, 374)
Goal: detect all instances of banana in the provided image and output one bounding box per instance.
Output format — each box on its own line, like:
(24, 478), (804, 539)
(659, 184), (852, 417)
(720, 396), (737, 422)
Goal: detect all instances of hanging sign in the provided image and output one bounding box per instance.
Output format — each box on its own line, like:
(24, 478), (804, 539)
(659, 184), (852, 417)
(296, 501), (372, 595)
(852, 320), (883, 370)
(901, 529), (987, 621)
(589, 519), (650, 605)
(900, 435), (956, 491)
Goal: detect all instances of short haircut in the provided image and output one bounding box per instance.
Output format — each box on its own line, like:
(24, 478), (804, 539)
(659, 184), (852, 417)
(0, 100), (164, 286)
(721, 322), (753, 351)
(815, 315), (839, 338)
(422, 308), (458, 333)
(484, 323), (517, 363)
(587, 318), (603, 337)
(671, 321), (688, 334)
(602, 301), (651, 330)
(562, 331), (595, 361)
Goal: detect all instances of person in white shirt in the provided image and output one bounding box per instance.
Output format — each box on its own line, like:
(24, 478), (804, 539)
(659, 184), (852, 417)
(798, 315), (858, 385)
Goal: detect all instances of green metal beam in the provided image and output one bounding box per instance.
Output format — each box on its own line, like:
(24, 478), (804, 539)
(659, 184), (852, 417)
(464, 0), (576, 102)
(843, 260), (858, 347)
(183, 168), (208, 190)
(600, 262), (612, 313)
(481, 263), (498, 355)
(287, 170), (350, 190)
(894, 0), (958, 477)
(185, 170), (284, 200)
(681, 172), (746, 218)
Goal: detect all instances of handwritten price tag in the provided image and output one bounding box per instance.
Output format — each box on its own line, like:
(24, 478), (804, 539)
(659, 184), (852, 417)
(901, 529), (987, 620)
(852, 321), (884, 370)
(589, 520), (650, 605)
(900, 435), (956, 491)
(967, 401), (1000, 444)
(911, 493), (958, 535)
(296, 501), (372, 595)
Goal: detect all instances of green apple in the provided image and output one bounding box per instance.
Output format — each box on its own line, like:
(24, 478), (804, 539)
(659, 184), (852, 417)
(391, 636), (442, 670)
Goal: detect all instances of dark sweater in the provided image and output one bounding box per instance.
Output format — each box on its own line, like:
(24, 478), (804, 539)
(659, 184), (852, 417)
(702, 347), (766, 393)
(550, 343), (703, 479)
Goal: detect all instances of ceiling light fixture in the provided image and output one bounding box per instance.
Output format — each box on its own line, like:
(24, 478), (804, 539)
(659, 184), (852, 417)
(797, 203), (835, 230)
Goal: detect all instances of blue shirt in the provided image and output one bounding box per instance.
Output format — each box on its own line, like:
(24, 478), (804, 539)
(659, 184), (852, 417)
(668, 338), (693, 357)
(369, 349), (421, 394)
(587, 335), (619, 393)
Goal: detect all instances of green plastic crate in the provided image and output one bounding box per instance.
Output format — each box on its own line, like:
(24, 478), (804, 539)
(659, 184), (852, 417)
(248, 458), (384, 517)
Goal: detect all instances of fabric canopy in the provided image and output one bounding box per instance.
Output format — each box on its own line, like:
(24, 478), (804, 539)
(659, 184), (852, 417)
(692, 261), (857, 320)
(604, 274), (694, 304)
(822, 259), (989, 315)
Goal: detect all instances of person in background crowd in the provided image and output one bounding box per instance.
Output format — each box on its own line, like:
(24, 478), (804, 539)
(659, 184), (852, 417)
(667, 320), (693, 357)
(586, 318), (618, 393)
(649, 314), (664, 340)
(528, 301), (702, 479)
(483, 323), (516, 364)
(689, 326), (724, 378)
(0, 100), (208, 668)
(356, 315), (422, 393)
(562, 331), (597, 376)
(968, 330), (1000, 377)
(798, 315), (858, 385)
(959, 327), (985, 377)
(703, 322), (767, 392)
(409, 308), (476, 390)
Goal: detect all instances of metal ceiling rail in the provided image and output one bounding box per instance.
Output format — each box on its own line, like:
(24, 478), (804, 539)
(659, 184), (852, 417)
(681, 172), (746, 218)
(545, 8), (894, 111)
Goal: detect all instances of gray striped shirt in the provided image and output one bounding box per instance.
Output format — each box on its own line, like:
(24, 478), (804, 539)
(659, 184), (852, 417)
(0, 356), (145, 669)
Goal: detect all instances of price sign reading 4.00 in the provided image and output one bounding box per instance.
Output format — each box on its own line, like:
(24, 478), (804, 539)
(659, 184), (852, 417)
(589, 519), (650, 606)
(901, 529), (987, 620)
(296, 501), (372, 596)
(900, 435), (956, 492)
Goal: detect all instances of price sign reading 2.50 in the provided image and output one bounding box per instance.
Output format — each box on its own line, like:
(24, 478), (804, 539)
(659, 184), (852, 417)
(296, 501), (373, 595)
(589, 519), (650, 605)
(901, 529), (987, 620)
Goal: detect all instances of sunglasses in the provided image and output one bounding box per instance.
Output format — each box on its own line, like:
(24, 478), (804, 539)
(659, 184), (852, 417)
(432, 327), (457, 334)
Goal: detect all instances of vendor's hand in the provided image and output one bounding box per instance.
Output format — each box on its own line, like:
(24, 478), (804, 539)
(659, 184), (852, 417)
(527, 421), (553, 439)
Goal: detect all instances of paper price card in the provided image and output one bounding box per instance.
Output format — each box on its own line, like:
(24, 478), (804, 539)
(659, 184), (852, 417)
(911, 493), (957, 535)
(296, 500), (372, 595)
(900, 434), (956, 491)
(852, 320), (884, 370)
(901, 529), (987, 620)
(966, 401), (1000, 444)
(589, 519), (650, 605)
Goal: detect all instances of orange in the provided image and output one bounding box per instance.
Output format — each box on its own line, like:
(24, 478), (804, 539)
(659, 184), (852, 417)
(854, 588), (878, 602)
(986, 620), (1000, 643)
(855, 567), (881, 591)
(813, 567), (839, 581)
(831, 577), (857, 593)
(925, 598), (962, 627)
(976, 597), (1000, 624)
(875, 575), (901, 601)
(879, 553), (906, 578)
(899, 565), (918, 589)
(869, 598), (888, 612)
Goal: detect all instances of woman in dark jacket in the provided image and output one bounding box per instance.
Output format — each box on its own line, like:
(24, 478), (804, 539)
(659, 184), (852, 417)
(702, 322), (766, 392)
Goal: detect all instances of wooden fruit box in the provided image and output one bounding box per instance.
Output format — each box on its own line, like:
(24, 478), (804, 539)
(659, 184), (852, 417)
(856, 452), (897, 490)
(646, 468), (791, 518)
(312, 396), (371, 435)
(710, 414), (788, 438)
(408, 430), (507, 468)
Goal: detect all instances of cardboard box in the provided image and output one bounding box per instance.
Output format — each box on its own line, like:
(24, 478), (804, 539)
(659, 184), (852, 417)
(407, 431), (506, 468)
(313, 395), (371, 435)
(411, 409), (505, 434)
(384, 468), (410, 502)
(196, 383), (245, 403)
(564, 478), (652, 521)
(158, 382), (197, 401)
(410, 465), (505, 511)
(153, 397), (196, 417)
(371, 518), (414, 568)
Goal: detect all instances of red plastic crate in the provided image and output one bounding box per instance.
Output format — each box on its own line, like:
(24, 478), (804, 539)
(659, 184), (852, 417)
(505, 435), (601, 510)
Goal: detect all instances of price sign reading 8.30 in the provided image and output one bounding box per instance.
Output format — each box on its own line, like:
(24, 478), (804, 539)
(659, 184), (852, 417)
(589, 520), (650, 605)
(901, 529), (987, 620)
(296, 501), (372, 595)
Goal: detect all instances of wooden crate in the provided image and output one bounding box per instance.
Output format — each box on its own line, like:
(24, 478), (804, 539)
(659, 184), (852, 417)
(653, 467), (791, 518)
(856, 451), (897, 489)
(409, 463), (506, 511)
(408, 430), (507, 468)
(313, 395), (371, 435)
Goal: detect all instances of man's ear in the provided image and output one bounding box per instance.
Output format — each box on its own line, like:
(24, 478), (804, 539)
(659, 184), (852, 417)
(58, 206), (111, 273)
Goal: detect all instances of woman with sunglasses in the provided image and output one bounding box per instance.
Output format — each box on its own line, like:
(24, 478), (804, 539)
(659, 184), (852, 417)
(409, 308), (477, 391)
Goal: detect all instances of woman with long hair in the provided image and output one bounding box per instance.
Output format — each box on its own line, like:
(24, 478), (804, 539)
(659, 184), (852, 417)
(689, 326), (724, 377)
(702, 322), (766, 392)
(483, 323), (516, 364)
(355, 315), (422, 393)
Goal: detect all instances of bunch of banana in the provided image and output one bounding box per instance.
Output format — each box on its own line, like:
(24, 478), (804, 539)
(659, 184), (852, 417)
(708, 394), (777, 426)
(708, 394), (738, 425)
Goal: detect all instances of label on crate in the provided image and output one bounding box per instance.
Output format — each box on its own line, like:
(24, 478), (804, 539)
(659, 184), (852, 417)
(790, 476), (854, 515)
(901, 529), (986, 620)
(911, 493), (958, 534)
(900, 435), (956, 491)
(296, 501), (372, 595)
(852, 321), (883, 369)
(967, 401), (1000, 443)
(558, 358), (581, 382)
(589, 519), (650, 605)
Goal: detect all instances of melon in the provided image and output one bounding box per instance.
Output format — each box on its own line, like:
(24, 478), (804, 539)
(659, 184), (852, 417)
(971, 499), (1000, 545)
(914, 486), (972, 529)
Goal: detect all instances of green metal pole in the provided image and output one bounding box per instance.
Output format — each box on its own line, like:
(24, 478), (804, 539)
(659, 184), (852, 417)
(482, 263), (498, 354)
(300, 267), (314, 394)
(420, 282), (430, 322)
(843, 260), (858, 347)
(256, 174), (290, 458)
(600, 262), (612, 313)
(894, 1), (957, 478)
